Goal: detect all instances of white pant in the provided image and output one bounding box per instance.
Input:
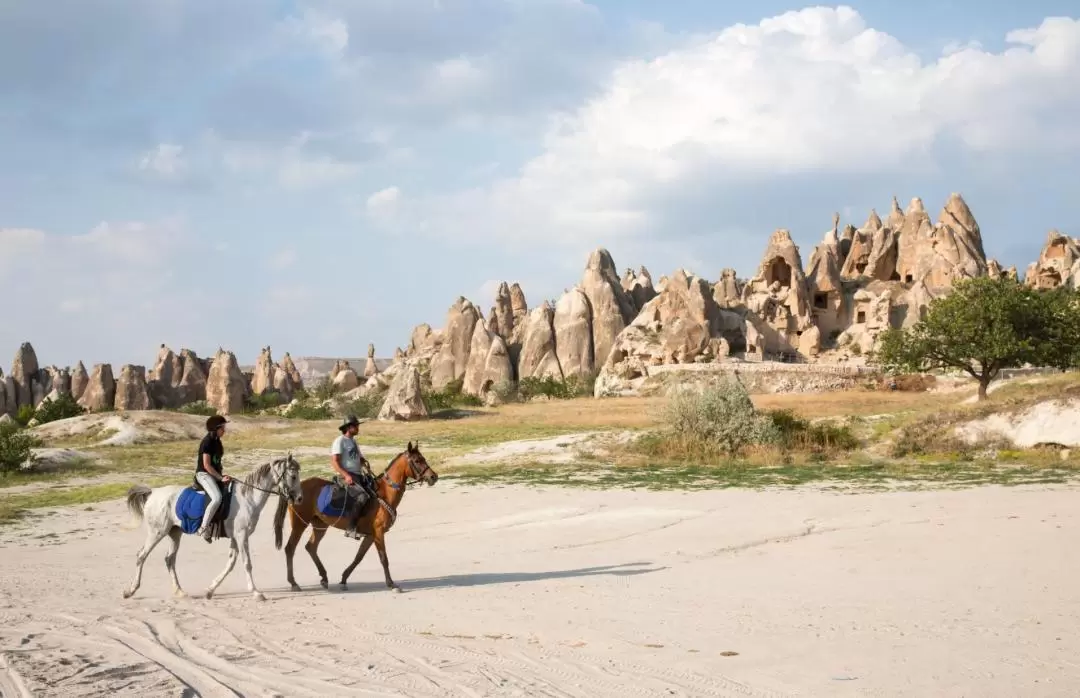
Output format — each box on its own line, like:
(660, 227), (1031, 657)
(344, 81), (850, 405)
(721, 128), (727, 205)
(195, 472), (222, 532)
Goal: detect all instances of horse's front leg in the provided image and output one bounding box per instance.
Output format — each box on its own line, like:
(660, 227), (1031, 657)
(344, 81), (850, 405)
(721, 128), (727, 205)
(205, 539), (238, 600)
(372, 532), (399, 593)
(123, 526), (167, 599)
(239, 533), (265, 601)
(339, 536), (374, 591)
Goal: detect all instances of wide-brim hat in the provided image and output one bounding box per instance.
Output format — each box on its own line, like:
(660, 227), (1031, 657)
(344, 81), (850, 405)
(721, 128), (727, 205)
(339, 415), (361, 432)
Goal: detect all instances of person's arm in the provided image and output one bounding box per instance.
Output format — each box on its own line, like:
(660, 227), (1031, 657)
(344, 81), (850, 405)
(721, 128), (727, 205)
(330, 440), (354, 484)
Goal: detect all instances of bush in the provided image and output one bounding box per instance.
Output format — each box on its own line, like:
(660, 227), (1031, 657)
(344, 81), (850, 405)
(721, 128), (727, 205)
(765, 409), (859, 452)
(309, 376), (341, 402)
(517, 373), (596, 401)
(335, 393), (385, 419)
(660, 378), (780, 456)
(283, 402), (333, 420)
(422, 377), (482, 411)
(244, 391), (283, 413)
(177, 401), (218, 416)
(0, 421), (39, 475)
(14, 405), (34, 427)
(489, 380), (520, 404)
(32, 392), (86, 425)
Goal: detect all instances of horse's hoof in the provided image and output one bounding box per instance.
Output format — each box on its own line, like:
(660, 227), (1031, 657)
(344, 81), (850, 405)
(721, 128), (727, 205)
(173, 589), (187, 599)
(338, 582), (348, 592)
(390, 586), (402, 594)
(122, 589), (134, 599)
(289, 584), (302, 592)
(253, 591), (266, 602)
(205, 590), (214, 600)
(320, 579), (329, 590)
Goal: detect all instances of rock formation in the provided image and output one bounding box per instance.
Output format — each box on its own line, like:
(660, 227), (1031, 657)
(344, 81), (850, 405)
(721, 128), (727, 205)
(78, 364), (116, 412)
(553, 287), (594, 378)
(364, 344), (379, 378)
(332, 362), (360, 392)
(206, 349), (247, 415)
(517, 302), (563, 380)
(11, 342), (38, 409)
(429, 298), (481, 390)
(741, 229), (816, 355)
(595, 269), (742, 396)
(1026, 230), (1080, 289)
(714, 269), (742, 308)
(377, 366), (429, 421)
(114, 365), (152, 411)
(805, 214), (846, 340)
(580, 248), (637, 370)
(250, 346), (276, 396)
(462, 320), (514, 396)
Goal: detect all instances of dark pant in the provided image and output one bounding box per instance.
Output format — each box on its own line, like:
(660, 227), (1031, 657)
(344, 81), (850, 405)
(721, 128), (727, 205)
(334, 477), (370, 530)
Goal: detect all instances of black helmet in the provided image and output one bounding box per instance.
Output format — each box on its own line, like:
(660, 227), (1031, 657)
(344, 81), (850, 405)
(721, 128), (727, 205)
(206, 415), (228, 432)
(339, 414), (360, 433)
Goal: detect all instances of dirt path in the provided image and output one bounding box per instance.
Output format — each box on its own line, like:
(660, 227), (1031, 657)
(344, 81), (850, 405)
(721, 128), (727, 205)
(1, 483), (1078, 696)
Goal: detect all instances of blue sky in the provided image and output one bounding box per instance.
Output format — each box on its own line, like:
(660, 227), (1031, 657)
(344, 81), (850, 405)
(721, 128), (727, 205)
(2, 1), (1078, 368)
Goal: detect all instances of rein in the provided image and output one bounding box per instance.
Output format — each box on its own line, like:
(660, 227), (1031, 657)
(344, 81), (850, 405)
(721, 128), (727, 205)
(370, 452), (431, 530)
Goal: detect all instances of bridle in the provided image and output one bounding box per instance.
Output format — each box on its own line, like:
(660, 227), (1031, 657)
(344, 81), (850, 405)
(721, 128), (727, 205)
(379, 451), (432, 492)
(372, 450), (433, 531)
(242, 456), (302, 502)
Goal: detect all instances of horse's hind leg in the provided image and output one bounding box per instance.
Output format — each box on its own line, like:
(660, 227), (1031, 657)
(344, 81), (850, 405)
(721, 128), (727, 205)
(283, 514), (308, 592)
(123, 525), (168, 599)
(339, 535), (374, 591)
(164, 527), (185, 597)
(304, 526), (330, 590)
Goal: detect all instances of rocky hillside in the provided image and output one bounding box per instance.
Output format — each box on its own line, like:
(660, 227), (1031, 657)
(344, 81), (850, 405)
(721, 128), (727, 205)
(3, 191), (1075, 410)
(387, 192), (1073, 397)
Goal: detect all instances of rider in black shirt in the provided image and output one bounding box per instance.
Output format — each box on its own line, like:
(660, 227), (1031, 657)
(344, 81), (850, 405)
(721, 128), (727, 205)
(195, 415), (230, 542)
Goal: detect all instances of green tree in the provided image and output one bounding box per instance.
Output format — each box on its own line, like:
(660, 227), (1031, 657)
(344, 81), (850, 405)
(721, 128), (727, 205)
(872, 276), (1080, 400)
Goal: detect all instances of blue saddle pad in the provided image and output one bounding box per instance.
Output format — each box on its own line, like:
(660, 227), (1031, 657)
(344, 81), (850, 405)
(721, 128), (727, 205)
(176, 483), (233, 534)
(317, 483), (349, 517)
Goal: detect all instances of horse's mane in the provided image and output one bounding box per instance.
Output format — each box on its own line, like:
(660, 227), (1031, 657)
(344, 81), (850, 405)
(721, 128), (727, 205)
(241, 456), (288, 494)
(376, 451), (408, 481)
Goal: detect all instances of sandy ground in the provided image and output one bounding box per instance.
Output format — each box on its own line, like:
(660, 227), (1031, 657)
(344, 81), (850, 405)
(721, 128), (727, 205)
(1, 483), (1078, 697)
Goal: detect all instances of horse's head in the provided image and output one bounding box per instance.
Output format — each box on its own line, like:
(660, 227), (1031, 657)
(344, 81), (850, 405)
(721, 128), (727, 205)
(404, 441), (438, 487)
(276, 452), (304, 504)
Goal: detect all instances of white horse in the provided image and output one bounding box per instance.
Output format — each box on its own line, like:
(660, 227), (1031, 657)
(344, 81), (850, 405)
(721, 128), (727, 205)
(122, 454), (303, 601)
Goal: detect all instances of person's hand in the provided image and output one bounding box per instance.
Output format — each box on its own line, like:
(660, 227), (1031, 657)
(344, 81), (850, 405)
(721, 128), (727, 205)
(344, 473), (355, 486)
(221, 475), (231, 483)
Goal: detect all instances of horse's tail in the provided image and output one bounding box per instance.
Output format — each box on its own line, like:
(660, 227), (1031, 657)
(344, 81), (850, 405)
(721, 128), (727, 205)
(273, 493), (289, 550)
(126, 484), (152, 524)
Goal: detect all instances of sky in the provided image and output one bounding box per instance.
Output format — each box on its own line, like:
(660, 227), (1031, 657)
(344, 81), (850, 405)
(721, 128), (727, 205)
(1, 1), (1078, 368)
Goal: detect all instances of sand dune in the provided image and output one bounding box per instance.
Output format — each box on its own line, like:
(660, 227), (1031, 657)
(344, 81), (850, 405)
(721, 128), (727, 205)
(1, 483), (1077, 696)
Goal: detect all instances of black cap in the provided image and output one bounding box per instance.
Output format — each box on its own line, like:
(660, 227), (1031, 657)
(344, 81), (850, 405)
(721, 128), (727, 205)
(206, 415), (228, 431)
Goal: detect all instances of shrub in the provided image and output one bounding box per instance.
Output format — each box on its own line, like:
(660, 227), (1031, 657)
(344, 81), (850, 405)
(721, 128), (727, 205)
(0, 421), (39, 475)
(14, 405), (34, 427)
(422, 377), (482, 411)
(177, 401), (218, 416)
(517, 373), (596, 401)
(309, 376), (340, 402)
(244, 391), (283, 413)
(33, 392), (86, 425)
(490, 380), (520, 404)
(764, 409), (859, 452)
(335, 393), (385, 419)
(284, 402), (333, 420)
(660, 378), (780, 456)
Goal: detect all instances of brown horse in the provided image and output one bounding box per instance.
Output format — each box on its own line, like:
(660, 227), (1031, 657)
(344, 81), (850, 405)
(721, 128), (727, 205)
(273, 441), (437, 593)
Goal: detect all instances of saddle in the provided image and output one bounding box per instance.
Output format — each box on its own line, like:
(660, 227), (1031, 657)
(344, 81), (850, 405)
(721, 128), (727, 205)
(176, 477), (235, 540)
(316, 476), (372, 519)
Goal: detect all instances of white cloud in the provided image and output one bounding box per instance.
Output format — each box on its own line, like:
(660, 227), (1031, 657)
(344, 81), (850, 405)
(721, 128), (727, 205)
(391, 8), (1080, 248)
(281, 9), (349, 58)
(366, 186), (402, 217)
(267, 247), (298, 270)
(0, 219), (217, 365)
(138, 143), (185, 177)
